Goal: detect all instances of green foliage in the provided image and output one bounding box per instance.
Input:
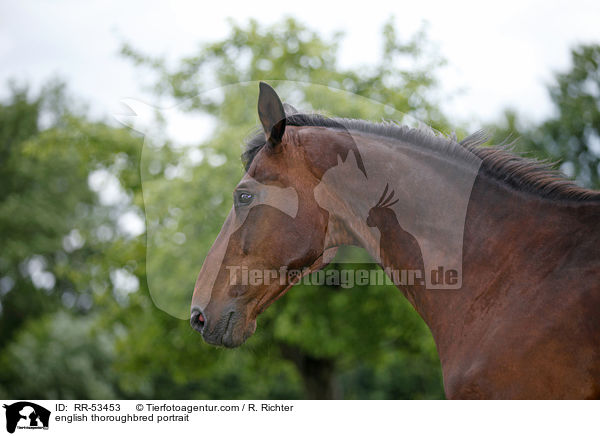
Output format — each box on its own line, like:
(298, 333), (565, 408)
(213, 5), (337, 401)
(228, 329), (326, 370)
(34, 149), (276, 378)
(0, 82), (147, 397)
(0, 311), (119, 399)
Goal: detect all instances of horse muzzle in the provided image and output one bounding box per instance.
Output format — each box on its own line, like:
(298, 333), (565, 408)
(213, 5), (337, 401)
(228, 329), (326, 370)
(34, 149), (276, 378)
(190, 306), (255, 348)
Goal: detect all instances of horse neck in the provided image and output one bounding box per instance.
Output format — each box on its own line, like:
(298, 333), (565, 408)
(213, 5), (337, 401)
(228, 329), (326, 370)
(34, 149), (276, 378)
(430, 173), (600, 355)
(318, 131), (600, 358)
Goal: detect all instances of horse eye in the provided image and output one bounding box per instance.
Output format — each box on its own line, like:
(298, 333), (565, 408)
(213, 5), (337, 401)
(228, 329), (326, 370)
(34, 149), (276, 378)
(236, 192), (254, 205)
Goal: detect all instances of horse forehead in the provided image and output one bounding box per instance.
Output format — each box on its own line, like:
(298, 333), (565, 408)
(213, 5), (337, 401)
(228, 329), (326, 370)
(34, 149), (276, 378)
(247, 146), (295, 183)
(246, 127), (325, 183)
(247, 158), (283, 184)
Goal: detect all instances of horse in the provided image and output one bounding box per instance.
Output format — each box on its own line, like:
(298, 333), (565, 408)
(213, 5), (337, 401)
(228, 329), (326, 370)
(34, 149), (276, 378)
(191, 82), (600, 399)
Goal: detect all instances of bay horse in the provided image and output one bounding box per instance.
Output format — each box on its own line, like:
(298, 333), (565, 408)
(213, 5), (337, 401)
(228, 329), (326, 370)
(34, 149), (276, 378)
(191, 82), (600, 399)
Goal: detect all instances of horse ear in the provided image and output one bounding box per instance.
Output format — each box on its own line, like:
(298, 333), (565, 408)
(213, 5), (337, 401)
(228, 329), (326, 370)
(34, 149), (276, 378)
(258, 82), (286, 148)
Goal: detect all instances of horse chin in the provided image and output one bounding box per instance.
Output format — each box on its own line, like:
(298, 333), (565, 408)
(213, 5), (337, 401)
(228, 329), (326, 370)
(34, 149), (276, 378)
(220, 316), (257, 348)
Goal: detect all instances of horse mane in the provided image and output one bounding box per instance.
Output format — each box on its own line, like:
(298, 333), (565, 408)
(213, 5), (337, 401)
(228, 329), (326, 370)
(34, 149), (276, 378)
(242, 112), (600, 202)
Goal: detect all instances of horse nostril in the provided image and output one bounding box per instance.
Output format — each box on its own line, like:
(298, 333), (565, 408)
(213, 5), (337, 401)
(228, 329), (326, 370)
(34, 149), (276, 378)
(190, 308), (206, 333)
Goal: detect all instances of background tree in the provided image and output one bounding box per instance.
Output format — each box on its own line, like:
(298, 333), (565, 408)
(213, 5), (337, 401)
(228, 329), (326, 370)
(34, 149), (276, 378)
(491, 44), (600, 190)
(0, 82), (146, 398)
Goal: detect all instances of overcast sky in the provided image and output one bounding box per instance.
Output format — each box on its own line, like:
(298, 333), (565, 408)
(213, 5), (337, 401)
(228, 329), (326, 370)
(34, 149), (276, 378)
(2, 0), (600, 135)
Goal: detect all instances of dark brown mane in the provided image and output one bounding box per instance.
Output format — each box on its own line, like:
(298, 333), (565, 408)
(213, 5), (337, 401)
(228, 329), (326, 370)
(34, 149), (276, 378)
(242, 112), (600, 202)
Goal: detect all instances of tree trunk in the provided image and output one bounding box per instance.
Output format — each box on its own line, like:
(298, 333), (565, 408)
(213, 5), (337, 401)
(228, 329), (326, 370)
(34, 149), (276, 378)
(279, 343), (339, 399)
